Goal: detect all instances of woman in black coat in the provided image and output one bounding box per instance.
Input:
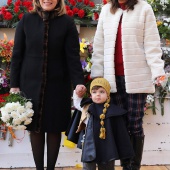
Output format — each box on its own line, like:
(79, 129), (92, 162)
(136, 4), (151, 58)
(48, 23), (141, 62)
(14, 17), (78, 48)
(9, 0), (86, 169)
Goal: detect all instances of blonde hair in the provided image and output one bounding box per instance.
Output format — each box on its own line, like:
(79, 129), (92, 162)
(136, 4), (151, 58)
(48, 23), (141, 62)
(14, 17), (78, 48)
(31, 0), (66, 16)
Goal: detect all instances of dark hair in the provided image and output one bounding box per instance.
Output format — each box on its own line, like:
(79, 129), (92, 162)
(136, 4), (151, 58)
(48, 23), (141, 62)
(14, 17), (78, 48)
(91, 86), (104, 91)
(109, 0), (138, 13)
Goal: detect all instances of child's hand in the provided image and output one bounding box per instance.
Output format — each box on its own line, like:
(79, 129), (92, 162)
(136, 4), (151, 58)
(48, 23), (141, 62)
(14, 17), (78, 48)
(75, 85), (86, 98)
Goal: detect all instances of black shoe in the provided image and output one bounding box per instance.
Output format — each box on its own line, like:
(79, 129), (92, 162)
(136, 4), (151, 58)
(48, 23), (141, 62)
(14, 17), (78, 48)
(131, 165), (140, 170)
(123, 165), (132, 170)
(121, 158), (132, 170)
(130, 136), (145, 170)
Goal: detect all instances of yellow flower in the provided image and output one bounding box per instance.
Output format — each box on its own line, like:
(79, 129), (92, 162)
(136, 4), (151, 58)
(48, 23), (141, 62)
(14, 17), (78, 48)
(80, 38), (87, 53)
(157, 21), (163, 26)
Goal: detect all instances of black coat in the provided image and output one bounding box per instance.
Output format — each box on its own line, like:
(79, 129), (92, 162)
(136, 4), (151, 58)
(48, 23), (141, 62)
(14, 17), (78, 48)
(66, 99), (134, 163)
(85, 103), (134, 163)
(10, 13), (84, 132)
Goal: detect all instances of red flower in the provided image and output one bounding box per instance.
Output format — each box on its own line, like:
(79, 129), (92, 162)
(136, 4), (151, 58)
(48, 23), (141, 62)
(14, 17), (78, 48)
(65, 5), (70, 10)
(103, 0), (107, 5)
(67, 10), (74, 17)
(89, 1), (95, 7)
(18, 13), (24, 19)
(1, 7), (6, 15)
(69, 0), (76, 6)
(28, 6), (33, 11)
(93, 12), (99, 20)
(4, 12), (13, 20)
(15, 0), (21, 6)
(14, 6), (20, 13)
(0, 94), (9, 103)
(0, 0), (33, 27)
(84, 0), (89, 5)
(78, 9), (85, 18)
(65, 0), (95, 25)
(22, 1), (32, 9)
(7, 0), (12, 6)
(72, 7), (79, 14)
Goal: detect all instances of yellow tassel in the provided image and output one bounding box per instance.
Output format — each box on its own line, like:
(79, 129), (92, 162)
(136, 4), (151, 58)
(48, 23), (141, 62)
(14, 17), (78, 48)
(99, 127), (106, 139)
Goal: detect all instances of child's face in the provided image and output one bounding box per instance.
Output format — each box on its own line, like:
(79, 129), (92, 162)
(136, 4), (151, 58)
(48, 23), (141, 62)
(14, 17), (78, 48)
(91, 87), (108, 104)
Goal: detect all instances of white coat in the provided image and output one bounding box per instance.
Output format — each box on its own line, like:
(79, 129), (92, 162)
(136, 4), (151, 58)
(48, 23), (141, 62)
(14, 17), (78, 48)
(91, 0), (165, 93)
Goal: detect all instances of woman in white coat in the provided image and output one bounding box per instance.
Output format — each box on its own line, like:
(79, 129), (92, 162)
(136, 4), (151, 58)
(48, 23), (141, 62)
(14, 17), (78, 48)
(90, 0), (165, 169)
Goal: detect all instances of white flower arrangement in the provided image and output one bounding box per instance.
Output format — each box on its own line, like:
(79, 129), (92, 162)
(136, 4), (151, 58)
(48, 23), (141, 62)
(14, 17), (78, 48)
(0, 92), (34, 130)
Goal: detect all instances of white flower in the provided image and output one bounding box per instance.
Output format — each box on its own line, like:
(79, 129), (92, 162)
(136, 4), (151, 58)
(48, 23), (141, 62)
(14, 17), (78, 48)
(19, 114), (27, 122)
(12, 118), (22, 125)
(11, 111), (20, 119)
(146, 95), (154, 104)
(1, 115), (10, 123)
(0, 77), (4, 84)
(14, 125), (26, 130)
(85, 62), (91, 72)
(24, 118), (32, 125)
(25, 108), (34, 117)
(17, 105), (26, 114)
(25, 101), (33, 109)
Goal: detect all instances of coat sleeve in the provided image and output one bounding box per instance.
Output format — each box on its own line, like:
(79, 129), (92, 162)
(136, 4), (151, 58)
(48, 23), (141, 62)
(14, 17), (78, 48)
(90, 7), (105, 78)
(143, 5), (165, 80)
(10, 14), (26, 88)
(64, 18), (84, 88)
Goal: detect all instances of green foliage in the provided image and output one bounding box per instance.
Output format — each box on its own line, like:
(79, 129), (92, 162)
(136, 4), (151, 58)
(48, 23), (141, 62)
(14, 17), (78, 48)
(2, 93), (30, 107)
(147, 0), (170, 17)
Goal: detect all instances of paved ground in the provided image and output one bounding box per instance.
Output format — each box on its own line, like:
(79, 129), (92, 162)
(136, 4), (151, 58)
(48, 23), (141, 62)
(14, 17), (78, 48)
(0, 166), (170, 170)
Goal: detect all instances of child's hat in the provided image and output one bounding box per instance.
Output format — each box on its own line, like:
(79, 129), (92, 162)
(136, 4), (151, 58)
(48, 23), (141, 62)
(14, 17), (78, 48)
(90, 78), (111, 95)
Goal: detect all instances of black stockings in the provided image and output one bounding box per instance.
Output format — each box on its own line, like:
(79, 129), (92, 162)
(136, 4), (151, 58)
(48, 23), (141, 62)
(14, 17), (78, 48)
(30, 131), (61, 170)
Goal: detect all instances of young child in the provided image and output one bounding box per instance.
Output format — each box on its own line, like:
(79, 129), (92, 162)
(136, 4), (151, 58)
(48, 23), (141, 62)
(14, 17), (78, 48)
(73, 78), (134, 170)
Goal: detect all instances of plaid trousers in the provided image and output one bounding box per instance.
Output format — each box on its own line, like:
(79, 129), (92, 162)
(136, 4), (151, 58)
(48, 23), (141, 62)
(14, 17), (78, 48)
(110, 76), (147, 137)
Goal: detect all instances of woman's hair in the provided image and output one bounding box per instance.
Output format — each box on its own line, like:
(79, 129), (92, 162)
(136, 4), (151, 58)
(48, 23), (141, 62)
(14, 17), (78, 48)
(31, 0), (66, 16)
(109, 0), (138, 13)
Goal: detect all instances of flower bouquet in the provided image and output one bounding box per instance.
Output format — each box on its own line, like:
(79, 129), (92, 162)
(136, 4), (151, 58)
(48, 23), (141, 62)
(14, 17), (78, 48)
(157, 18), (170, 41)
(79, 38), (93, 97)
(0, 0), (33, 28)
(65, 0), (95, 25)
(0, 92), (34, 130)
(0, 68), (10, 95)
(0, 33), (14, 64)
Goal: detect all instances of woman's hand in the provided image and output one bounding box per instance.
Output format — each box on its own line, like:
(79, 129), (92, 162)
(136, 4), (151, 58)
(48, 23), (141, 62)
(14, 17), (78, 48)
(75, 85), (87, 98)
(154, 75), (167, 87)
(10, 88), (20, 94)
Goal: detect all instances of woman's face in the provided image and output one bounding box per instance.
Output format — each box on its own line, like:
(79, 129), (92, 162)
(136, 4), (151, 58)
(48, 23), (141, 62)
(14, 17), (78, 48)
(39, 0), (58, 11)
